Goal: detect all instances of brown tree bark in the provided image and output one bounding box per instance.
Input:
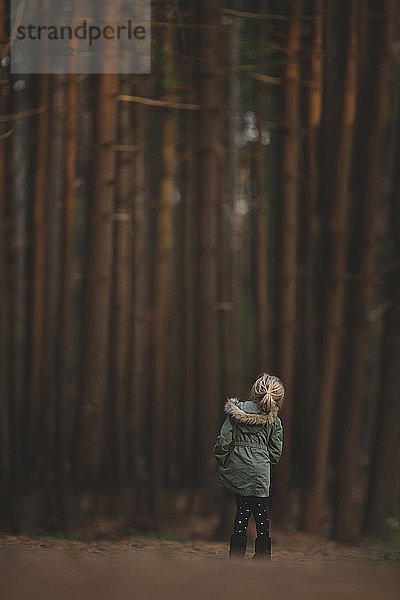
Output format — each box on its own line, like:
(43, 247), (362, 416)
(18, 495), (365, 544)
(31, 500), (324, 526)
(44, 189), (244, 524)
(332, 0), (395, 540)
(227, 2), (243, 399)
(129, 86), (149, 519)
(363, 143), (400, 535)
(106, 72), (133, 504)
(182, 109), (196, 489)
(303, 0), (357, 534)
(53, 73), (78, 525)
(299, 0), (322, 485)
(362, 14), (400, 535)
(37, 75), (67, 525)
(151, 5), (176, 522)
(67, 73), (96, 518)
(216, 26), (230, 423)
(254, 0), (268, 372)
(273, 0), (302, 517)
(195, 0), (224, 505)
(72, 74), (118, 493)
(29, 74), (48, 491)
(7, 73), (36, 528)
(0, 0), (11, 514)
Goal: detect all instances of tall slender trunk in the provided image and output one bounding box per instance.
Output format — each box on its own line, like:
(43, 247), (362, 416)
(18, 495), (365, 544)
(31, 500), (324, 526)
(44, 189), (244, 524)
(363, 126), (400, 534)
(107, 73), (133, 502)
(53, 73), (78, 526)
(37, 75), (67, 523)
(299, 0), (323, 488)
(182, 109), (196, 488)
(0, 0), (11, 517)
(273, 0), (301, 517)
(216, 1), (244, 537)
(332, 0), (395, 540)
(129, 80), (150, 519)
(73, 74), (117, 493)
(217, 22), (229, 416)
(254, 0), (268, 372)
(68, 74), (95, 511)
(7, 73), (35, 529)
(29, 74), (48, 490)
(151, 5), (176, 522)
(195, 0), (223, 505)
(361, 1), (399, 536)
(303, 0), (357, 534)
(227, 2), (242, 397)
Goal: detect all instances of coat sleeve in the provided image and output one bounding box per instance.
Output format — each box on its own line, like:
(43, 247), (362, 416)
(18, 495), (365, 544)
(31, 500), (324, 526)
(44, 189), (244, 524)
(268, 417), (283, 464)
(213, 416), (233, 466)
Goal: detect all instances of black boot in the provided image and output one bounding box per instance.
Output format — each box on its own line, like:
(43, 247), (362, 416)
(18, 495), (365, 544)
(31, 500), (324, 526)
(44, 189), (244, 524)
(229, 533), (247, 558)
(252, 536), (271, 560)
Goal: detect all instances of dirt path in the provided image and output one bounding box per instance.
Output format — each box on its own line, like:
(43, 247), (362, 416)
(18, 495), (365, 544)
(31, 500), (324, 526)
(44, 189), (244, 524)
(0, 531), (399, 600)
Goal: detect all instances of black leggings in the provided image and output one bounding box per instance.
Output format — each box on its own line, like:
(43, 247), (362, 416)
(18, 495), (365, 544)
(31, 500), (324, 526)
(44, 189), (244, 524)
(233, 494), (269, 538)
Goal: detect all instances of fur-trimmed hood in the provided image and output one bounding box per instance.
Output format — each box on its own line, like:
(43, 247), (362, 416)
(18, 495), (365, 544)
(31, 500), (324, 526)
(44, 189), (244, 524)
(224, 398), (278, 425)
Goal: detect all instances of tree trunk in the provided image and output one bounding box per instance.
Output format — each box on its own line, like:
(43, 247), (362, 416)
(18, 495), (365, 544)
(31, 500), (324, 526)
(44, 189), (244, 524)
(362, 198), (400, 536)
(195, 0), (223, 506)
(298, 0), (323, 489)
(106, 72), (133, 503)
(129, 80), (150, 521)
(332, 0), (395, 540)
(227, 2), (243, 398)
(53, 73), (78, 526)
(72, 74), (117, 494)
(182, 109), (196, 489)
(216, 24), (230, 420)
(67, 74), (95, 518)
(38, 75), (67, 525)
(362, 30), (400, 537)
(303, 0), (357, 534)
(273, 0), (302, 518)
(151, 5), (176, 522)
(29, 74), (48, 494)
(0, 0), (11, 518)
(7, 73), (35, 529)
(254, 0), (268, 372)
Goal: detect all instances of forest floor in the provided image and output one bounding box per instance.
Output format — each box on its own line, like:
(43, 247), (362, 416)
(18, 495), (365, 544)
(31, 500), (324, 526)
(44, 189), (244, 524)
(0, 527), (399, 600)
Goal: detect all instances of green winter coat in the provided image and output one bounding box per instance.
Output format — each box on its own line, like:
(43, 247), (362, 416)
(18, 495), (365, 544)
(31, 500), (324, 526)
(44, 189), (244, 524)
(213, 398), (283, 497)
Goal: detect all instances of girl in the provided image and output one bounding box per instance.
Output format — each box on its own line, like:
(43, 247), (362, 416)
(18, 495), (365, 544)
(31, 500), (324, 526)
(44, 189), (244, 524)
(213, 373), (284, 559)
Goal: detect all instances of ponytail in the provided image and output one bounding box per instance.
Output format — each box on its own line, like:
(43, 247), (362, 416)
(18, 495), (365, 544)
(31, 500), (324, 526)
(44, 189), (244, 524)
(249, 373), (285, 416)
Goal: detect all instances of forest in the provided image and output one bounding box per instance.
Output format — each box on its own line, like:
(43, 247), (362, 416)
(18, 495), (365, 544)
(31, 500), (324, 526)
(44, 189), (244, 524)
(0, 0), (400, 545)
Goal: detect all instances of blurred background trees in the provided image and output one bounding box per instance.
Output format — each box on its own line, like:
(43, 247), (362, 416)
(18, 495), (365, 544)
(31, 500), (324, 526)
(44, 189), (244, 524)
(0, 0), (400, 541)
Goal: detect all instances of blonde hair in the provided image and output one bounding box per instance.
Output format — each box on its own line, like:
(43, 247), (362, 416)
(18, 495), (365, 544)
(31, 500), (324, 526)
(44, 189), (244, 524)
(249, 373), (285, 416)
